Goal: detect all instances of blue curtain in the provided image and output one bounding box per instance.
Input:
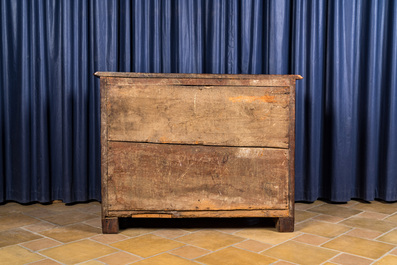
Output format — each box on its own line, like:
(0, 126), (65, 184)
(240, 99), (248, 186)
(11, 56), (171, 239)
(1, 0), (396, 203)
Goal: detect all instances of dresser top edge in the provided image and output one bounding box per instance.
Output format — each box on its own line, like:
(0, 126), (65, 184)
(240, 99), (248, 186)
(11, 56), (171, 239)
(94, 72), (303, 80)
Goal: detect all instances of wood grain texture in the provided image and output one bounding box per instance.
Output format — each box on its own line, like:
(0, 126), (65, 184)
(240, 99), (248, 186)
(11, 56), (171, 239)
(276, 217), (294, 232)
(100, 78), (109, 218)
(96, 73), (302, 233)
(288, 81), (296, 220)
(107, 84), (290, 148)
(107, 142), (289, 211)
(94, 72), (303, 84)
(102, 217), (119, 234)
(105, 76), (293, 87)
(108, 210), (290, 218)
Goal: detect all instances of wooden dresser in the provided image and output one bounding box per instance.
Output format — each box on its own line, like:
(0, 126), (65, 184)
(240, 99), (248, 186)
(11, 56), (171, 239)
(95, 72), (302, 233)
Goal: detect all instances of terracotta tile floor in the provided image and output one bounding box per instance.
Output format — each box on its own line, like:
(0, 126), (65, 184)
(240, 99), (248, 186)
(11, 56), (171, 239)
(0, 200), (396, 265)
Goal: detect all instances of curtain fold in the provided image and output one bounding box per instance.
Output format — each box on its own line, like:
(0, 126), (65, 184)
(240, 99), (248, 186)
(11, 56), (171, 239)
(1, 0), (119, 202)
(291, 0), (327, 202)
(1, 0), (396, 203)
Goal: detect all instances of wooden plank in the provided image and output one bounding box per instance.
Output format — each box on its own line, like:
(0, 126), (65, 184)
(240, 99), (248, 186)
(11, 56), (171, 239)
(94, 72), (303, 82)
(100, 78), (109, 218)
(107, 85), (290, 148)
(107, 142), (289, 212)
(108, 210), (290, 218)
(288, 82), (296, 219)
(105, 76), (292, 87)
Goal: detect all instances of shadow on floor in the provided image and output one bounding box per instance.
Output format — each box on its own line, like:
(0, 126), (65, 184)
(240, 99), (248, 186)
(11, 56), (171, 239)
(119, 217), (276, 230)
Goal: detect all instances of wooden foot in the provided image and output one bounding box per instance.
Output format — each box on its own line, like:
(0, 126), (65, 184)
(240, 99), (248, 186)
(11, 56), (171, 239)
(276, 217), (294, 232)
(102, 217), (119, 234)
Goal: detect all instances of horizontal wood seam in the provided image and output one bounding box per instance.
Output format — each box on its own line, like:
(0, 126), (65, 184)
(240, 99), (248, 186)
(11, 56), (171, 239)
(108, 209), (289, 212)
(107, 140), (290, 150)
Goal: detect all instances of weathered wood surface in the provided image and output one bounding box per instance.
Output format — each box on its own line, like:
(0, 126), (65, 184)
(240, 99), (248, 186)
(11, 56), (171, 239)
(94, 72), (302, 85)
(108, 210), (290, 218)
(107, 84), (290, 148)
(107, 142), (289, 211)
(100, 77), (109, 220)
(102, 217), (119, 234)
(96, 72), (302, 233)
(276, 217), (295, 232)
(104, 76), (294, 87)
(287, 79), (297, 224)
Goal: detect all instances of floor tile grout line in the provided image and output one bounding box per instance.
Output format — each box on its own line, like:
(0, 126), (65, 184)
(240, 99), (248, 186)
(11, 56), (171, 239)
(325, 249), (377, 264)
(21, 208), (79, 220)
(321, 251), (345, 265)
(293, 232), (339, 246)
(16, 234), (63, 247)
(110, 245), (189, 263)
(307, 203), (363, 212)
(318, 221), (361, 247)
(372, 227), (397, 246)
(21, 212), (99, 230)
(18, 225), (103, 248)
(169, 249), (211, 261)
(1, 200), (396, 264)
(54, 237), (145, 264)
(36, 236), (118, 261)
(294, 215), (357, 231)
(101, 232), (212, 263)
(80, 261), (107, 265)
(21, 222), (59, 233)
(269, 260), (298, 265)
(103, 233), (223, 263)
(318, 225), (396, 263)
(169, 242), (216, 257)
(85, 237), (149, 258)
(312, 215), (346, 224)
(311, 214), (345, 223)
(17, 227), (69, 252)
(295, 212), (322, 225)
(150, 229), (192, 240)
(172, 227), (286, 256)
(224, 238), (270, 255)
(355, 210), (392, 220)
(255, 231), (305, 258)
(370, 245), (397, 265)
(341, 221), (397, 242)
(191, 259), (207, 265)
(86, 248), (142, 264)
(380, 212), (396, 221)
(10, 210), (64, 230)
(339, 212), (397, 225)
(89, 234), (129, 245)
(309, 212), (364, 223)
(260, 236), (331, 265)
(162, 234), (237, 255)
(282, 223), (355, 263)
(227, 237), (273, 254)
(16, 243), (62, 265)
(277, 234), (344, 263)
(28, 214), (100, 228)
(149, 229), (281, 262)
